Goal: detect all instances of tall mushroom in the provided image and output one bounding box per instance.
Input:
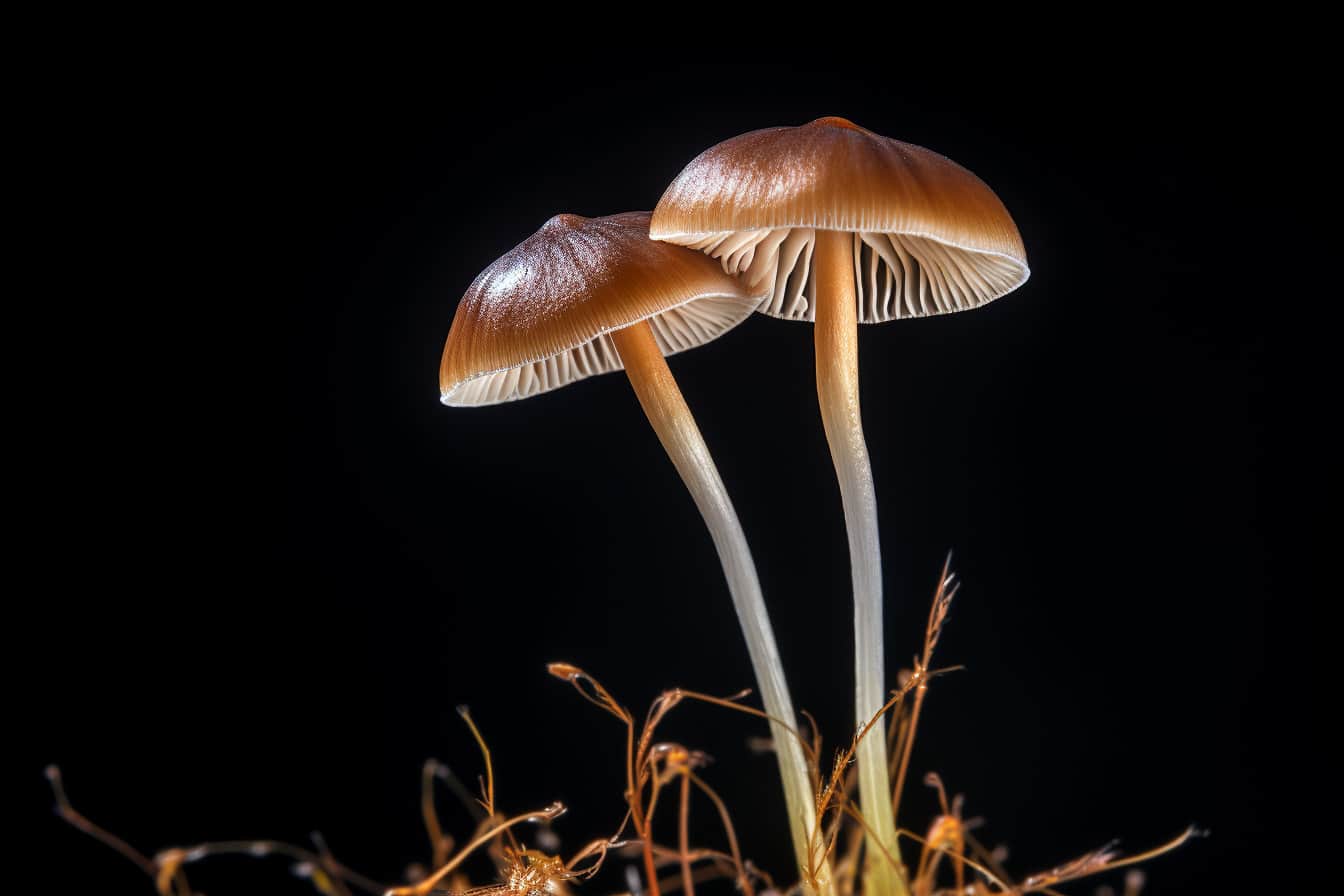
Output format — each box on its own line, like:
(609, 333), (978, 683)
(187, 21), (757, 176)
(440, 211), (831, 895)
(650, 118), (1029, 892)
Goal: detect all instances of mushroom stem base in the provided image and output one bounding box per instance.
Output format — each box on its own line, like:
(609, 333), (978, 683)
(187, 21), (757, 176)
(612, 319), (832, 896)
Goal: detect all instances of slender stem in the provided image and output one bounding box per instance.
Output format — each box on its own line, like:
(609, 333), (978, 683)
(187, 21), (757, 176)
(612, 320), (832, 896)
(688, 771), (754, 896)
(813, 229), (905, 896)
(678, 773), (695, 896)
(46, 766), (159, 880)
(421, 760), (450, 868)
(889, 683), (926, 831)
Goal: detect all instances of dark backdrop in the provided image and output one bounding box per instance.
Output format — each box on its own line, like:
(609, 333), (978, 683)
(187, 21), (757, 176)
(27, 52), (1304, 895)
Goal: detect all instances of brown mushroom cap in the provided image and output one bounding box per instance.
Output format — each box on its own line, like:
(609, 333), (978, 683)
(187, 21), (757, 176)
(649, 117), (1029, 323)
(440, 211), (764, 406)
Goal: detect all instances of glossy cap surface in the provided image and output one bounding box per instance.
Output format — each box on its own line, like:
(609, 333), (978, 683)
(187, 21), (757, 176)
(440, 211), (764, 405)
(650, 118), (1029, 323)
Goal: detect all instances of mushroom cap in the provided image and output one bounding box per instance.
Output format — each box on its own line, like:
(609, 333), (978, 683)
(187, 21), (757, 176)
(650, 117), (1029, 323)
(440, 211), (764, 406)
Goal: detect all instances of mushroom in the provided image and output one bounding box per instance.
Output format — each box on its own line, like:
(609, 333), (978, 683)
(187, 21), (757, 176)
(440, 211), (829, 892)
(650, 118), (1029, 890)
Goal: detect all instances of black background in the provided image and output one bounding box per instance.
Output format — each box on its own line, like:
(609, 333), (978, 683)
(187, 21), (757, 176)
(26, 49), (1309, 895)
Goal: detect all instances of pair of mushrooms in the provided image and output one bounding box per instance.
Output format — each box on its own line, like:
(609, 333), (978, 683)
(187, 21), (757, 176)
(440, 117), (1029, 896)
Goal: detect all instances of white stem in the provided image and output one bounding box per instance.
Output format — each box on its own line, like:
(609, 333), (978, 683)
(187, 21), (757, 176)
(813, 230), (904, 894)
(612, 320), (832, 896)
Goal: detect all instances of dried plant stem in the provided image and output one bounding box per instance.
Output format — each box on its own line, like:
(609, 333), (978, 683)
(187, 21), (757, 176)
(45, 765), (159, 879)
(389, 802), (566, 896)
(678, 773), (695, 896)
(813, 230), (904, 896)
(613, 321), (832, 896)
(421, 760), (452, 868)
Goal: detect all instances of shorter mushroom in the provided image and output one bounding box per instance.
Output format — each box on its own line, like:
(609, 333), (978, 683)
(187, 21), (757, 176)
(440, 212), (829, 894)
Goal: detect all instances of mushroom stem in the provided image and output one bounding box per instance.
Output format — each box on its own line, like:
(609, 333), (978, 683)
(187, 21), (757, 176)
(813, 229), (905, 895)
(611, 319), (832, 896)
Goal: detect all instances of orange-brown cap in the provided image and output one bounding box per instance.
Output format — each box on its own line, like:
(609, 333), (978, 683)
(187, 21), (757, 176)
(440, 211), (764, 406)
(650, 117), (1029, 323)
